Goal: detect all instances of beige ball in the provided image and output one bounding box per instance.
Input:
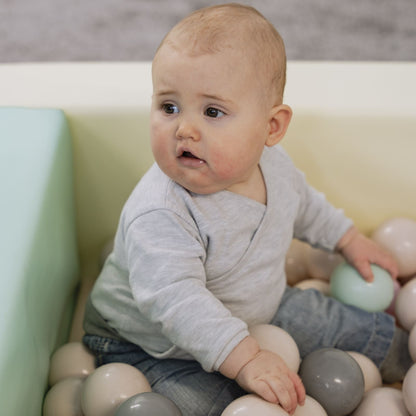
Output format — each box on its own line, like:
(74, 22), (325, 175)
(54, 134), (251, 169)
(295, 279), (331, 295)
(81, 363), (151, 416)
(285, 239), (309, 286)
(347, 351), (382, 392)
(43, 377), (84, 416)
(409, 324), (416, 362)
(371, 217), (416, 277)
(395, 278), (416, 331)
(305, 246), (343, 281)
(351, 387), (408, 416)
(249, 324), (300, 373)
(293, 395), (327, 416)
(403, 363), (416, 415)
(221, 394), (288, 415)
(49, 342), (96, 386)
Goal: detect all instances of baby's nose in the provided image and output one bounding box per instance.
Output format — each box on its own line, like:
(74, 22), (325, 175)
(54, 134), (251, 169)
(176, 117), (201, 141)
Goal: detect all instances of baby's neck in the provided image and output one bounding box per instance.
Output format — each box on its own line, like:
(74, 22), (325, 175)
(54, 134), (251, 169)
(228, 165), (267, 205)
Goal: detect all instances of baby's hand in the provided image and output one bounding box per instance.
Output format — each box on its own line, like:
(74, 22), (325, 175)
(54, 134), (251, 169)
(337, 226), (399, 282)
(219, 336), (305, 414)
(235, 350), (305, 415)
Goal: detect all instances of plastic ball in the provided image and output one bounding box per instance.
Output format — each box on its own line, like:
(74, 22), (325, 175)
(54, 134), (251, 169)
(299, 348), (364, 416)
(43, 377), (84, 416)
(395, 278), (416, 331)
(385, 278), (401, 316)
(295, 279), (330, 295)
(249, 324), (300, 372)
(115, 392), (182, 415)
(399, 274), (415, 285)
(371, 217), (416, 277)
(81, 363), (151, 416)
(403, 363), (416, 415)
(409, 324), (416, 362)
(330, 262), (394, 312)
(347, 352), (382, 392)
(351, 387), (408, 416)
(285, 239), (309, 286)
(293, 395), (327, 416)
(221, 394), (289, 415)
(306, 246), (343, 281)
(49, 342), (96, 386)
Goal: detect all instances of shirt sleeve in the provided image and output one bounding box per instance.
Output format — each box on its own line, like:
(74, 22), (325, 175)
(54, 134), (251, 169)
(123, 208), (249, 372)
(292, 168), (353, 251)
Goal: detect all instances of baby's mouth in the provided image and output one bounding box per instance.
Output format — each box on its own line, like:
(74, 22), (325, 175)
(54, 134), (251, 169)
(178, 150), (206, 166)
(182, 151), (199, 159)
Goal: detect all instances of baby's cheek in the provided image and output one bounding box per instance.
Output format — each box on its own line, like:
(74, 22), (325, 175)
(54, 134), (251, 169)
(151, 125), (169, 157)
(210, 151), (239, 180)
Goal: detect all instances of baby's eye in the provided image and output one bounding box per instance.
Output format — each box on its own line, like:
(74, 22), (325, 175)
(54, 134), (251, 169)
(205, 107), (225, 118)
(162, 103), (179, 114)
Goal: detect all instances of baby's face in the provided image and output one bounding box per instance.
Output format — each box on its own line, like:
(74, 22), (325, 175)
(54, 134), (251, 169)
(150, 44), (272, 195)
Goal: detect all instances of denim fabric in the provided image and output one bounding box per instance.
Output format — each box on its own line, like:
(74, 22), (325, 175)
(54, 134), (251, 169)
(83, 286), (397, 416)
(271, 286), (395, 368)
(83, 334), (245, 416)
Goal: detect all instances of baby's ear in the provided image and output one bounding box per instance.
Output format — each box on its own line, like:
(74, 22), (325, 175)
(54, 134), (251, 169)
(266, 104), (292, 147)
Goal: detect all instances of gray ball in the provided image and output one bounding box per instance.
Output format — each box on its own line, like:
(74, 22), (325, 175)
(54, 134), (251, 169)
(299, 348), (364, 416)
(115, 392), (182, 416)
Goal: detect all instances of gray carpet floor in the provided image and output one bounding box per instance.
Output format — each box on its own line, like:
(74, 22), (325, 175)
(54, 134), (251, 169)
(1, 0), (415, 62)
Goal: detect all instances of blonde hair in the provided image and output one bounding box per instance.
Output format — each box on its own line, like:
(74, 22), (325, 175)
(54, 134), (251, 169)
(154, 3), (287, 103)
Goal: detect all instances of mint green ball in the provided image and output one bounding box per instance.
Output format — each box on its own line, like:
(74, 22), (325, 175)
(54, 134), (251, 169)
(330, 263), (394, 312)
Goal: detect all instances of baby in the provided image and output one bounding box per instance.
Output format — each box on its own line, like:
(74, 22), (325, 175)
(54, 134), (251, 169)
(83, 4), (411, 415)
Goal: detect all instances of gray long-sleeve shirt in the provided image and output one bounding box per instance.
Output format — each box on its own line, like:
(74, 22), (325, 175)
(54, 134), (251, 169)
(85, 145), (352, 372)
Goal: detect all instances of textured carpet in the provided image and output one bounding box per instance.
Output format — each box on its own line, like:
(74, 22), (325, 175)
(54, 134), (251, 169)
(1, 0), (415, 62)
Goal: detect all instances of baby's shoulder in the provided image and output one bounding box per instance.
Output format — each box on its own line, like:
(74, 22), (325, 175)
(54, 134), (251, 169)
(121, 163), (194, 224)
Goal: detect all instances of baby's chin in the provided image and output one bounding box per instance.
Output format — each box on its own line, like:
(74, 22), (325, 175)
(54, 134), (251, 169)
(179, 181), (225, 196)
(156, 160), (232, 195)
(173, 175), (229, 196)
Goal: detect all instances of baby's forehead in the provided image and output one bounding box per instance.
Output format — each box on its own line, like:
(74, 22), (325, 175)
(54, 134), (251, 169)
(163, 25), (247, 58)
(152, 44), (274, 109)
(153, 5), (286, 103)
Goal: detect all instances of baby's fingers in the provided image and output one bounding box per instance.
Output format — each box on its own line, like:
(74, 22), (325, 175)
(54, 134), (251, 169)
(266, 375), (298, 415)
(254, 379), (279, 404)
(289, 371), (306, 406)
(374, 253), (399, 279)
(355, 260), (375, 282)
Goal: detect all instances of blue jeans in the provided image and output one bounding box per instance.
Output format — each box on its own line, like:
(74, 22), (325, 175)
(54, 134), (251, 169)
(83, 286), (395, 416)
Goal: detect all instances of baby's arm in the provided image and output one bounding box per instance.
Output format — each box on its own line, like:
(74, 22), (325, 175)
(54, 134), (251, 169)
(219, 336), (305, 415)
(336, 226), (399, 281)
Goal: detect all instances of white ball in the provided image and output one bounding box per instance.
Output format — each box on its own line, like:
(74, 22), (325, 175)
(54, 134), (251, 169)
(221, 394), (288, 415)
(395, 278), (416, 331)
(409, 324), (416, 362)
(285, 239), (309, 286)
(305, 246), (343, 281)
(403, 363), (416, 415)
(81, 363), (151, 416)
(347, 352), (382, 392)
(249, 324), (301, 372)
(295, 279), (330, 296)
(293, 395), (327, 415)
(49, 342), (96, 386)
(371, 217), (416, 277)
(43, 377), (84, 416)
(351, 387), (408, 416)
